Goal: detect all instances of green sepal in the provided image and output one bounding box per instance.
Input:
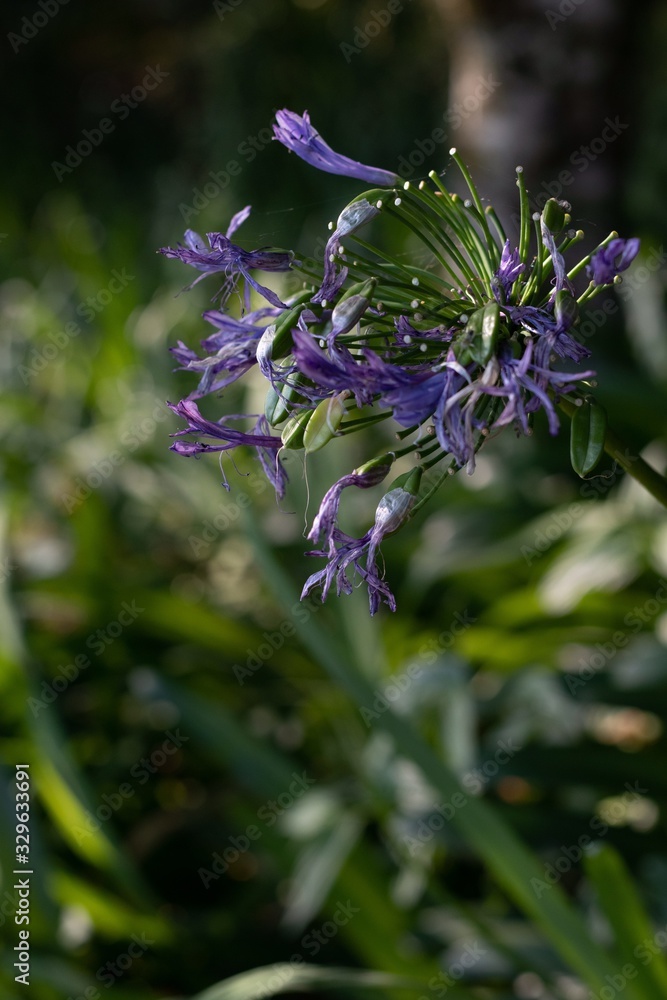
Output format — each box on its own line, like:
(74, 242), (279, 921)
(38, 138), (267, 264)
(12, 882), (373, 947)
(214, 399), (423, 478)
(348, 188), (396, 207)
(280, 408), (313, 450)
(303, 393), (347, 454)
(570, 397), (607, 478)
(271, 297), (311, 359)
(354, 452), (395, 477)
(335, 278), (377, 304)
(387, 466), (423, 496)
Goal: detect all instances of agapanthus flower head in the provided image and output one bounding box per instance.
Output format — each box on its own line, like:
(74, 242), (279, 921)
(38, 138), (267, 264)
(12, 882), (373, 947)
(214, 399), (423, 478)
(161, 112), (639, 613)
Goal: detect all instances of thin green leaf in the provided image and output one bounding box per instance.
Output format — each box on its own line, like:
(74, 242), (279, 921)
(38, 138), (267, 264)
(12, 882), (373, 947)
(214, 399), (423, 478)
(584, 843), (667, 1000)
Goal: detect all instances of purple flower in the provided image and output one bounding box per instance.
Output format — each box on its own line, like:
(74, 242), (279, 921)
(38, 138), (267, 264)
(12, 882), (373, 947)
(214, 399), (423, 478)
(307, 459), (393, 545)
(505, 304), (591, 363)
(159, 208), (293, 309)
(493, 240), (525, 301)
(200, 306), (277, 352)
(540, 217), (573, 296)
(383, 372), (449, 427)
(169, 308), (280, 399)
(302, 486), (416, 615)
(587, 237), (640, 286)
(292, 328), (437, 415)
(483, 340), (594, 437)
(168, 399), (287, 497)
(273, 109), (400, 187)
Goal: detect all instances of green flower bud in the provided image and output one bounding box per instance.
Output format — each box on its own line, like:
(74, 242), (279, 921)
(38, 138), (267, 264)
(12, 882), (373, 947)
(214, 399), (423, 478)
(265, 372), (309, 427)
(570, 397), (607, 477)
(303, 393), (348, 453)
(354, 452), (395, 478)
(460, 302), (500, 365)
(541, 198), (567, 234)
(272, 297), (311, 359)
(281, 408), (313, 450)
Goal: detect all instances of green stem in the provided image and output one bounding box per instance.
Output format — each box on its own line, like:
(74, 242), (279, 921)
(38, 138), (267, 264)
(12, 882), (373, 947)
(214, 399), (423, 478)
(559, 397), (667, 508)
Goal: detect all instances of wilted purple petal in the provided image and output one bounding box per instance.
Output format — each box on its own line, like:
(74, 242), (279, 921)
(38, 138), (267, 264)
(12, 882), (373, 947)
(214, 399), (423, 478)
(540, 218), (573, 295)
(226, 205), (252, 238)
(303, 486), (416, 614)
(308, 461), (392, 545)
(169, 401), (287, 497)
(273, 109), (400, 186)
(159, 224), (293, 308)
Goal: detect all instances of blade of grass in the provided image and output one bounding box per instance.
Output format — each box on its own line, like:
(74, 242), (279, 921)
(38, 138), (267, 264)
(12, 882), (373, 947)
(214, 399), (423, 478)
(584, 843), (667, 1000)
(181, 964), (422, 1000)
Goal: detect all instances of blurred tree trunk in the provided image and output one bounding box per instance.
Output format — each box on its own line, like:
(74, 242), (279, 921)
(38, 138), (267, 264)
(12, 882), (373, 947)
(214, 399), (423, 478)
(428, 0), (653, 234)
